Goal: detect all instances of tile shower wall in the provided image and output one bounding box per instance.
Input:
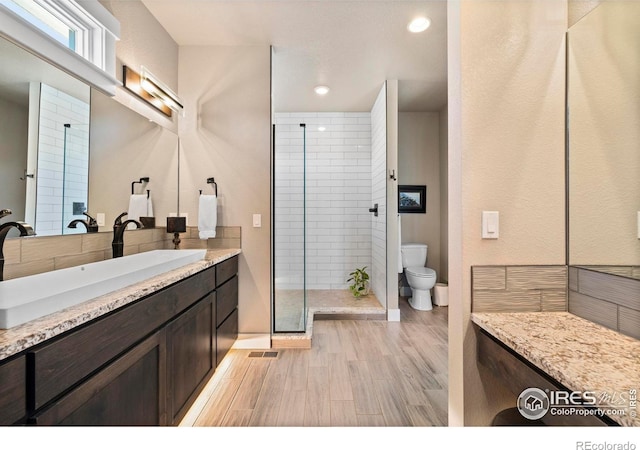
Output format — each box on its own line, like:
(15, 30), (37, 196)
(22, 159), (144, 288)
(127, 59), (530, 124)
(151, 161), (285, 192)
(275, 112), (372, 289)
(36, 84), (90, 236)
(471, 265), (568, 312)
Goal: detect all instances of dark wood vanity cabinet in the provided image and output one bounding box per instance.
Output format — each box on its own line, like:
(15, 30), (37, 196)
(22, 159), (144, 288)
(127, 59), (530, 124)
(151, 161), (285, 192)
(215, 256), (239, 366)
(32, 330), (168, 426)
(216, 276), (238, 366)
(0, 355), (27, 424)
(167, 292), (216, 425)
(7, 254), (240, 426)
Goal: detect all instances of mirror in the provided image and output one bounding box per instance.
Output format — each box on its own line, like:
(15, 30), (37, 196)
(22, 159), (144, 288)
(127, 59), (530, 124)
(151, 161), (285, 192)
(0, 34), (179, 235)
(0, 34), (89, 233)
(89, 88), (179, 230)
(567, 2), (640, 280)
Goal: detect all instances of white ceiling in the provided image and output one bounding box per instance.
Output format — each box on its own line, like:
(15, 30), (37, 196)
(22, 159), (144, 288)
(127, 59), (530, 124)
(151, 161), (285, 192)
(141, 0), (447, 113)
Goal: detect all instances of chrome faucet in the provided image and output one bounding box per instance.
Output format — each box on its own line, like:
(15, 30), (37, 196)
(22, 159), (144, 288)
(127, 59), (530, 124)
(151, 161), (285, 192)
(68, 212), (99, 233)
(112, 212), (142, 258)
(0, 209), (35, 281)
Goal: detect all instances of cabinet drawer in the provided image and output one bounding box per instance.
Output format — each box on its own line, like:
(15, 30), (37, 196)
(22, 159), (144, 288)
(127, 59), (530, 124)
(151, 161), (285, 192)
(29, 265), (216, 411)
(216, 275), (238, 328)
(216, 256), (238, 287)
(216, 309), (238, 366)
(33, 330), (167, 426)
(0, 355), (26, 425)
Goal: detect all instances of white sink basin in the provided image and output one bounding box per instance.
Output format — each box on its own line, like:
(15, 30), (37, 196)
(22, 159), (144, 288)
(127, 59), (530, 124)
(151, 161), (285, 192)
(0, 249), (207, 329)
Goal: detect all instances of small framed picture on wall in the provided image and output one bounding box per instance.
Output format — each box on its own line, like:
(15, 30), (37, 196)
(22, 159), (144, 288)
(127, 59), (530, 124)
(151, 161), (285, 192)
(398, 185), (426, 213)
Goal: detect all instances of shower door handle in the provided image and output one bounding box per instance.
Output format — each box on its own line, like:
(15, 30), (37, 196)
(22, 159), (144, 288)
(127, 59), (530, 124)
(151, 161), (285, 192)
(369, 204), (378, 217)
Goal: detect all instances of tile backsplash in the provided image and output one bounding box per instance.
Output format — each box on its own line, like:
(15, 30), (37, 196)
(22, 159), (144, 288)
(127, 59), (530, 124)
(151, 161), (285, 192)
(569, 267), (640, 340)
(3, 226), (241, 280)
(472, 265), (567, 312)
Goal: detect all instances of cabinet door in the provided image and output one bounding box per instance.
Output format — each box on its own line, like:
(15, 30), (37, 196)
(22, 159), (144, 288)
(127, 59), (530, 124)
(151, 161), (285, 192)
(167, 293), (215, 425)
(217, 308), (238, 366)
(216, 255), (238, 287)
(0, 356), (26, 425)
(216, 275), (238, 327)
(33, 330), (167, 426)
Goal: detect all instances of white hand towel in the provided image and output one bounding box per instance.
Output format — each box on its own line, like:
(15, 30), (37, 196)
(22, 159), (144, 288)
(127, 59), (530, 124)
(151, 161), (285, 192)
(128, 194), (148, 229)
(398, 214), (403, 273)
(198, 194), (217, 239)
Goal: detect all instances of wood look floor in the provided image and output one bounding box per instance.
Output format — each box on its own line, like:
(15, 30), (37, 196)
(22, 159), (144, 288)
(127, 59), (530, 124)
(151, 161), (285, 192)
(189, 298), (448, 427)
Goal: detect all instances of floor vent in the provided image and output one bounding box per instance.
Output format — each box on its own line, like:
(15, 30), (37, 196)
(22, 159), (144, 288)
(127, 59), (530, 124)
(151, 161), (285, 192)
(248, 351), (279, 358)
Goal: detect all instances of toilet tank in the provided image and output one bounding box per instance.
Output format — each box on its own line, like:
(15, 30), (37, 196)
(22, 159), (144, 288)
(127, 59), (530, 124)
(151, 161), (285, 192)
(401, 243), (427, 268)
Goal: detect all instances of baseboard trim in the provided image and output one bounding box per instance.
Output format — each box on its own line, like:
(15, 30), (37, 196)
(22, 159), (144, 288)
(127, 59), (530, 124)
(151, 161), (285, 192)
(232, 333), (271, 349)
(387, 308), (401, 322)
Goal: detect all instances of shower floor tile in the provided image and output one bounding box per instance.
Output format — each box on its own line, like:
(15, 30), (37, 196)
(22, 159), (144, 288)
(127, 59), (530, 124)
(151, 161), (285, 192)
(273, 289), (386, 347)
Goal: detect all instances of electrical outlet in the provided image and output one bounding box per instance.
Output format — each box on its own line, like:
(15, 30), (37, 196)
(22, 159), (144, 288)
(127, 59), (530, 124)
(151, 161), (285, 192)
(96, 213), (105, 226)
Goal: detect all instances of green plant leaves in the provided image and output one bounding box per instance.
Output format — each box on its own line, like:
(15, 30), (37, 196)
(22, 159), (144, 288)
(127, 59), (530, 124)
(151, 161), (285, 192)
(347, 266), (369, 298)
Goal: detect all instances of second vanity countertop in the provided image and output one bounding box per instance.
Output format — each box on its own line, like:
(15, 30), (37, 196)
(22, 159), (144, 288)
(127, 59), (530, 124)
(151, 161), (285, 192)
(0, 248), (241, 362)
(472, 312), (640, 427)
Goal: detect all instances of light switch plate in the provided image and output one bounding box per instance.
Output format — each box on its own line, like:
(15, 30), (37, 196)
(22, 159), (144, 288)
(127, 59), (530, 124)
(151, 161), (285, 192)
(253, 214), (261, 228)
(482, 211), (499, 239)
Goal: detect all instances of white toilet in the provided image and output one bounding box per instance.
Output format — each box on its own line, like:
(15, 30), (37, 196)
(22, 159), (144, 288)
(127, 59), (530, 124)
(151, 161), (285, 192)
(401, 243), (437, 311)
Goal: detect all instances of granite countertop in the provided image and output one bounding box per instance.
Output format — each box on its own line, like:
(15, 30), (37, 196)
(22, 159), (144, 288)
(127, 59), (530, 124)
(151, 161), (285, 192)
(0, 248), (241, 362)
(472, 312), (640, 427)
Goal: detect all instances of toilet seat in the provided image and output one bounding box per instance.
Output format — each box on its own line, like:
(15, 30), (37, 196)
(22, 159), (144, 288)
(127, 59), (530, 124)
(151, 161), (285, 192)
(406, 267), (436, 279)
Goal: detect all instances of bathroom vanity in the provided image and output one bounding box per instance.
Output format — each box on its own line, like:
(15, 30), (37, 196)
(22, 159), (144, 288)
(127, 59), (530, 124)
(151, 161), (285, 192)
(472, 312), (640, 427)
(0, 248), (240, 426)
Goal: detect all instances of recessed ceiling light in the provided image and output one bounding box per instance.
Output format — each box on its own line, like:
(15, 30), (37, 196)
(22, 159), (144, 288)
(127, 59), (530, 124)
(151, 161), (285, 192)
(318, 126), (326, 132)
(314, 85), (330, 95)
(408, 17), (431, 33)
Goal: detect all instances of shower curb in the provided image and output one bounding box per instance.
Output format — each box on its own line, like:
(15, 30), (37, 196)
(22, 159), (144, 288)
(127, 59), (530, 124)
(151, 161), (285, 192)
(271, 306), (386, 349)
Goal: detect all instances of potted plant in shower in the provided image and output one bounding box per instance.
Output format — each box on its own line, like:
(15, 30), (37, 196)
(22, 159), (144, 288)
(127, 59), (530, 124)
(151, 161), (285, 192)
(347, 266), (370, 298)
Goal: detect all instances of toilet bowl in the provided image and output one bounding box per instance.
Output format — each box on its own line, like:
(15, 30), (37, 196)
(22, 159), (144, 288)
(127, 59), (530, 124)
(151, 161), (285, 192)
(401, 243), (437, 311)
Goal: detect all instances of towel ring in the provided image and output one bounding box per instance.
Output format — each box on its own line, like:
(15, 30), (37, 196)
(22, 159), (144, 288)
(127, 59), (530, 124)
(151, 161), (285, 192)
(199, 177), (218, 196)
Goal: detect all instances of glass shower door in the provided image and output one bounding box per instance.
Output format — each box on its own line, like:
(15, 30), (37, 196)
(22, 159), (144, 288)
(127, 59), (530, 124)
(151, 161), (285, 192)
(273, 122), (306, 332)
(34, 83), (90, 236)
(61, 122), (90, 234)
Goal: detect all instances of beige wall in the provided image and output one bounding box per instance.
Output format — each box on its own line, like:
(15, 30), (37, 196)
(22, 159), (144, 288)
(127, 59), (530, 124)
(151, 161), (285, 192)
(448, 0), (567, 426)
(99, 0), (179, 132)
(398, 112), (441, 280)
(439, 106), (449, 284)
(386, 80), (400, 319)
(0, 97), (28, 221)
(568, 0), (600, 27)
(178, 46), (272, 340)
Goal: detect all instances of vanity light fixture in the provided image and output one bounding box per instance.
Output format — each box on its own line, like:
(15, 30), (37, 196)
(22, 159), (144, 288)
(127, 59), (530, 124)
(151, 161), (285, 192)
(314, 85), (330, 95)
(123, 65), (184, 117)
(408, 16), (431, 33)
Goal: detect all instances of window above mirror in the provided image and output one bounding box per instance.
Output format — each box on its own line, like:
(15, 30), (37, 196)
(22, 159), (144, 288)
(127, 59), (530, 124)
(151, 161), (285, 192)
(0, 0), (120, 95)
